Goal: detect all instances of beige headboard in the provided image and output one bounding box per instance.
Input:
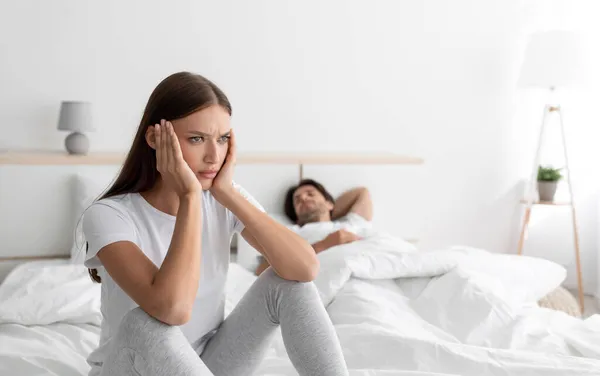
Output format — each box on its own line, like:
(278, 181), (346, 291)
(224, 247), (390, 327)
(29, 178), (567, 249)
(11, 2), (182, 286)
(0, 150), (424, 278)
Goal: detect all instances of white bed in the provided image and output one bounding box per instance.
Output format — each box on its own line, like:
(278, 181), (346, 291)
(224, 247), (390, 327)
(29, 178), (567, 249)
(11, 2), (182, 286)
(2, 238), (600, 376)
(1, 153), (600, 375)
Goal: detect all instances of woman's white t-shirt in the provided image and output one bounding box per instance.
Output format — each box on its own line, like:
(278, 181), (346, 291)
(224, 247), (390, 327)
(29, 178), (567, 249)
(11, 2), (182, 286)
(82, 182), (263, 375)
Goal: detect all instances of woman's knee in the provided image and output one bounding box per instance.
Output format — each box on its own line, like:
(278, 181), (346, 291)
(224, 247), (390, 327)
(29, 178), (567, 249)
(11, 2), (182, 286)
(115, 307), (181, 347)
(259, 267), (319, 298)
(119, 307), (158, 334)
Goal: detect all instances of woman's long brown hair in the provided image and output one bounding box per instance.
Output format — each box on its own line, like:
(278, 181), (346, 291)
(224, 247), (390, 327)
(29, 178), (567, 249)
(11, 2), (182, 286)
(86, 71), (232, 283)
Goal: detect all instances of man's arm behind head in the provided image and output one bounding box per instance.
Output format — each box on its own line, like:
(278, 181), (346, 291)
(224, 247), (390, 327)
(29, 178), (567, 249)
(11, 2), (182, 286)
(331, 187), (373, 222)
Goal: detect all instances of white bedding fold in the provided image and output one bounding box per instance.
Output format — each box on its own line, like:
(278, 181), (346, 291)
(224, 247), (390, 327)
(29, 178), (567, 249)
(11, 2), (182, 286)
(313, 235), (566, 309)
(0, 262), (101, 326)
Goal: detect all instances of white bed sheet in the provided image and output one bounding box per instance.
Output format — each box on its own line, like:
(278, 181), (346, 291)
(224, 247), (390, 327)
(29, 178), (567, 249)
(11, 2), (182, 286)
(0, 322), (99, 376)
(1, 237), (600, 376)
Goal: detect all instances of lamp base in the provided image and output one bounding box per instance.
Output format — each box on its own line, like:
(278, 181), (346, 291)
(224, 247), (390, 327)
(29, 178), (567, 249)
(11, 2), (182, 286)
(65, 132), (89, 155)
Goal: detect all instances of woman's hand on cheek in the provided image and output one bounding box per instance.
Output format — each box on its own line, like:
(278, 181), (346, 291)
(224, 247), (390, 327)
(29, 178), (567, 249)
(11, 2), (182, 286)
(210, 129), (236, 200)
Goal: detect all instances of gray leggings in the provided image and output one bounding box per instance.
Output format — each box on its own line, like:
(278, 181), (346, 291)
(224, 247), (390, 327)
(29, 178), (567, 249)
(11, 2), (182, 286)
(98, 268), (349, 376)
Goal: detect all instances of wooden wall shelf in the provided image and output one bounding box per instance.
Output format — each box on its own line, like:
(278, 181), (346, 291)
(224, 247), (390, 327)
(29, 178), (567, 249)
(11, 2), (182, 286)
(0, 150), (424, 166)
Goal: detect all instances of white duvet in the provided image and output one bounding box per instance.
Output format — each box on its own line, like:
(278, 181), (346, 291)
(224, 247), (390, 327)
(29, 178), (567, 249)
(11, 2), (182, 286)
(251, 234), (600, 375)
(1, 234), (599, 376)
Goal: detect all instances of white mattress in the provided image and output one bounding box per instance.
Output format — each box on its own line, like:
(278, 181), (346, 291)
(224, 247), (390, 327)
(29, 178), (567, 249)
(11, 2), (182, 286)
(1, 236), (600, 376)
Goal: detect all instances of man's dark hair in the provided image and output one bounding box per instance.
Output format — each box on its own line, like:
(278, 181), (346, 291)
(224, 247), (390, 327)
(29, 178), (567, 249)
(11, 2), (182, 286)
(284, 179), (335, 223)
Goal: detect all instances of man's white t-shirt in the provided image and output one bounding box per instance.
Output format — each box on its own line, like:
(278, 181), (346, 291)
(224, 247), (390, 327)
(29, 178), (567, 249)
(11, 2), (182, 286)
(82, 182), (263, 376)
(288, 213), (372, 245)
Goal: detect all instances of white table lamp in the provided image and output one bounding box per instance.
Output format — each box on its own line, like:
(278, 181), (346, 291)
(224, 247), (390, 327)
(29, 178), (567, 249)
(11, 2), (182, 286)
(57, 101), (95, 155)
(518, 30), (585, 90)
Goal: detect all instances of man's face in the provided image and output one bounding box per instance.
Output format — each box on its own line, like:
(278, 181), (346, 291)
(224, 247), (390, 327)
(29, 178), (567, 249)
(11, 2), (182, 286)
(293, 185), (334, 224)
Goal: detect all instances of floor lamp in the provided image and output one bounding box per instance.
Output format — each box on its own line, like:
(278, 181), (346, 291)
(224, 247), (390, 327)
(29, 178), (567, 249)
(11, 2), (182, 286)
(516, 30), (586, 312)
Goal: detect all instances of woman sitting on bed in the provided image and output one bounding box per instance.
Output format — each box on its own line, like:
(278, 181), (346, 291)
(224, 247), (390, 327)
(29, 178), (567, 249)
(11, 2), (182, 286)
(81, 72), (349, 376)
(255, 180), (373, 275)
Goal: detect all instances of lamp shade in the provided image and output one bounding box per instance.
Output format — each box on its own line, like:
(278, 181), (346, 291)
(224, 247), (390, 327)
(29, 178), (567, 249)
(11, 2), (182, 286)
(518, 30), (585, 89)
(57, 101), (94, 132)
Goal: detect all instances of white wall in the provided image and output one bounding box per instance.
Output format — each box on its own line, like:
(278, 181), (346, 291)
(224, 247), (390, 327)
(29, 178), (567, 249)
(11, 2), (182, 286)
(1, 0), (599, 294)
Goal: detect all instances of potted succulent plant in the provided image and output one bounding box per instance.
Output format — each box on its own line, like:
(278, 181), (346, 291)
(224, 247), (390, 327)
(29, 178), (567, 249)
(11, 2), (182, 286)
(537, 165), (563, 202)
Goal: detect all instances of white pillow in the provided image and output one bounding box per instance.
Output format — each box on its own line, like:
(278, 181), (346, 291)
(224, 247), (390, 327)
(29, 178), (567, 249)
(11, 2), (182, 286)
(447, 246), (568, 304)
(0, 259), (101, 326)
(70, 172), (118, 264)
(235, 234), (264, 274)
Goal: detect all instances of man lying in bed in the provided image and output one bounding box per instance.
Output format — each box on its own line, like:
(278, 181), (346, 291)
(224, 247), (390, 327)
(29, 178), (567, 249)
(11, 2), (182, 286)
(255, 179), (373, 275)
